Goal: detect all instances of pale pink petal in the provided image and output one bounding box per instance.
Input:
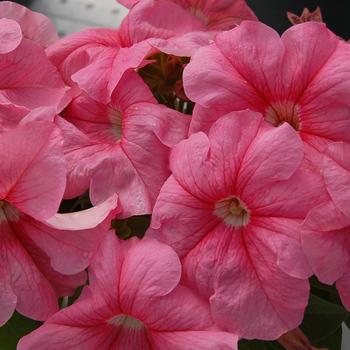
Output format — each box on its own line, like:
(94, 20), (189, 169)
(281, 22), (340, 104)
(170, 111), (263, 201)
(0, 219), (59, 322)
(71, 46), (118, 103)
(237, 123), (303, 192)
(90, 151), (153, 216)
(119, 0), (204, 45)
(133, 286), (213, 331)
(151, 330), (237, 350)
(250, 217), (313, 279)
(14, 224), (87, 296)
(302, 201), (350, 284)
(18, 323), (120, 350)
(298, 41), (350, 142)
(19, 214), (108, 276)
(108, 41), (153, 97)
(0, 103), (29, 132)
(189, 104), (226, 135)
(0, 1), (58, 47)
(0, 39), (66, 110)
(184, 44), (261, 117)
(47, 28), (120, 69)
(125, 102), (190, 148)
(0, 18), (22, 54)
(119, 239), (182, 313)
(0, 245), (17, 326)
(45, 194), (119, 231)
(58, 37), (151, 104)
(55, 116), (111, 199)
(210, 228), (309, 339)
(323, 142), (350, 218)
(88, 232), (123, 307)
(149, 175), (219, 258)
(0, 121), (66, 221)
(150, 30), (216, 57)
(184, 22), (282, 114)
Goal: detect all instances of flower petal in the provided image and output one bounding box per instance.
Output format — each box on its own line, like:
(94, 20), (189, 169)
(0, 121), (66, 221)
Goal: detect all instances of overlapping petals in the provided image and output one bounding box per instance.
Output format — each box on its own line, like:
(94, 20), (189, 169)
(0, 121), (118, 325)
(18, 232), (237, 350)
(61, 71), (190, 216)
(119, 0), (257, 57)
(184, 21), (350, 156)
(150, 111), (327, 339)
(0, 20), (67, 110)
(0, 1), (59, 47)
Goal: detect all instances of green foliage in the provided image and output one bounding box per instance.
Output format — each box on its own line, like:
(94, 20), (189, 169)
(0, 312), (40, 350)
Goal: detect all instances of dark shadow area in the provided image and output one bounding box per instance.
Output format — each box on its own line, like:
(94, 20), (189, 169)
(248, 0), (349, 38)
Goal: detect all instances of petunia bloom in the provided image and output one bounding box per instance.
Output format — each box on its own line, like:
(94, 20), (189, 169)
(149, 111), (327, 339)
(61, 71), (190, 217)
(184, 21), (350, 161)
(0, 120), (118, 325)
(18, 232), (237, 350)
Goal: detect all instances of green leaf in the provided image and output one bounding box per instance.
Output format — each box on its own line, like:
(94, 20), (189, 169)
(301, 294), (348, 343)
(313, 327), (343, 350)
(238, 340), (283, 350)
(0, 312), (40, 349)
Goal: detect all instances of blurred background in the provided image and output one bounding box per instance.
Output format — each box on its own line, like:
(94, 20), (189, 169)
(1, 0), (349, 348)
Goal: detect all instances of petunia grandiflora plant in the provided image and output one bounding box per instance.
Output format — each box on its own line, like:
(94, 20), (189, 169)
(0, 0), (350, 349)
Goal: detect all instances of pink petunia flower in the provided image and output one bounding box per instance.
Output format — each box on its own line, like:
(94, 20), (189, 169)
(0, 19), (67, 110)
(0, 1), (59, 48)
(18, 232), (237, 350)
(184, 21), (350, 157)
(149, 111), (328, 339)
(0, 120), (118, 325)
(60, 71), (190, 217)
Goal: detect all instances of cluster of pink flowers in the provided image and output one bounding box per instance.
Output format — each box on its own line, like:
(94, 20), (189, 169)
(0, 0), (349, 349)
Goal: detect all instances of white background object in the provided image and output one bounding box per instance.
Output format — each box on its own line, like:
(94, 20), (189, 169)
(30, 0), (128, 36)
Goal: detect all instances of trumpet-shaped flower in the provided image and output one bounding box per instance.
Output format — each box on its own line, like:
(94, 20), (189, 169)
(150, 111), (328, 339)
(18, 233), (237, 350)
(61, 71), (189, 216)
(184, 21), (350, 156)
(0, 121), (118, 325)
